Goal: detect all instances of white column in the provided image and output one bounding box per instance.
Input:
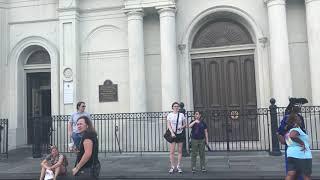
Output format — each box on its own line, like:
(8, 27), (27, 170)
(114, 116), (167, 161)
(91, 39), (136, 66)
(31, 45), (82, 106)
(126, 9), (147, 112)
(0, 1), (8, 115)
(58, 0), (80, 114)
(305, 0), (320, 105)
(158, 7), (179, 111)
(265, 0), (292, 106)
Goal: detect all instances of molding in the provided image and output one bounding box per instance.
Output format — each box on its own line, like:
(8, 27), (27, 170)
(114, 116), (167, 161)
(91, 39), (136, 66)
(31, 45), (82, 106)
(80, 49), (129, 60)
(0, 1), (8, 9)
(305, 0), (320, 4)
(264, 0), (286, 7)
(80, 5), (124, 14)
(190, 44), (256, 55)
(125, 8), (144, 17)
(124, 0), (175, 10)
(190, 44), (255, 59)
(157, 6), (176, 15)
(23, 64), (51, 70)
(8, 18), (58, 25)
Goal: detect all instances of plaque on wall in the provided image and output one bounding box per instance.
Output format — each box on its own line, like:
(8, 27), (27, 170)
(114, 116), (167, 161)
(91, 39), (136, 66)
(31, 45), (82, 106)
(99, 80), (118, 102)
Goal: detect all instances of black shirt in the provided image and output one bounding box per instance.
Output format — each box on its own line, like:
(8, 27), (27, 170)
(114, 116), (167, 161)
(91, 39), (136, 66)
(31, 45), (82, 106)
(76, 131), (99, 169)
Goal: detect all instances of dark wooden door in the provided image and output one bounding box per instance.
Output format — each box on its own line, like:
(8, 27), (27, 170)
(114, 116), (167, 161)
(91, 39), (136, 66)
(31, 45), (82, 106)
(192, 55), (257, 141)
(27, 72), (51, 144)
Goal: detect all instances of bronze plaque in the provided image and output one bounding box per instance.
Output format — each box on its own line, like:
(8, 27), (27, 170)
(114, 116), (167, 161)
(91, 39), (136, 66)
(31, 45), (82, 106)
(99, 80), (118, 102)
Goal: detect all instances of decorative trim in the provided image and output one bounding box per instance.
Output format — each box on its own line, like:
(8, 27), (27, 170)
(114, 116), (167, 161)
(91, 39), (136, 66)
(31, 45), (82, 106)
(305, 0), (320, 4)
(8, 18), (58, 25)
(23, 64), (51, 70)
(190, 44), (255, 59)
(125, 8), (144, 17)
(80, 49), (129, 60)
(264, 0), (286, 7)
(80, 6), (124, 13)
(157, 7), (176, 15)
(190, 44), (255, 55)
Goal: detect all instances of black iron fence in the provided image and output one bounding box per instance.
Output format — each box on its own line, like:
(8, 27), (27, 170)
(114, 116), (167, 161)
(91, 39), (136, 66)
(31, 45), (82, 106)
(30, 105), (320, 156)
(46, 109), (271, 154)
(0, 119), (8, 159)
(276, 106), (320, 150)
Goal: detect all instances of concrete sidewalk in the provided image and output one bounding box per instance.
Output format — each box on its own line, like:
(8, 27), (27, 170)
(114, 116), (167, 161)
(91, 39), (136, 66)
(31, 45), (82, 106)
(0, 148), (319, 180)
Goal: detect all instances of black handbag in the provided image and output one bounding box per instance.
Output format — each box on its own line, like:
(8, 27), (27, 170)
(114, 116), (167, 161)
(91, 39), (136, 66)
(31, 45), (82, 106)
(163, 113), (180, 143)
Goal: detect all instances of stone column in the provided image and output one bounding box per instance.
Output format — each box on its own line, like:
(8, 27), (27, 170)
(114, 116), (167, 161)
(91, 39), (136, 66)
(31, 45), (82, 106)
(0, 1), (8, 114)
(265, 0), (292, 106)
(157, 7), (179, 111)
(126, 9), (147, 112)
(305, 0), (320, 105)
(58, 0), (80, 114)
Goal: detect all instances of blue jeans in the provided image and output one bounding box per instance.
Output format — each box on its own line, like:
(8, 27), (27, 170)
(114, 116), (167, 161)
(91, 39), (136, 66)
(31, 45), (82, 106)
(72, 132), (82, 149)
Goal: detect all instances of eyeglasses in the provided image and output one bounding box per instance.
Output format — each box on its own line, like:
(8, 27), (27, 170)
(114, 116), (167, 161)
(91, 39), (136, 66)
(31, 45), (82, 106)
(173, 106), (179, 107)
(81, 105), (86, 108)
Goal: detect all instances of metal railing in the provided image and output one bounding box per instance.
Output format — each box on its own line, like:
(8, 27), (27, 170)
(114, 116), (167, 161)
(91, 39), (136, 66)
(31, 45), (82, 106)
(277, 106), (320, 150)
(0, 119), (8, 159)
(48, 109), (271, 154)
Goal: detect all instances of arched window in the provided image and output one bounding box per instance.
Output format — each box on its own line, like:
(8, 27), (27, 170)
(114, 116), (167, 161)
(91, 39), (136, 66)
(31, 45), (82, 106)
(192, 19), (253, 48)
(26, 50), (50, 65)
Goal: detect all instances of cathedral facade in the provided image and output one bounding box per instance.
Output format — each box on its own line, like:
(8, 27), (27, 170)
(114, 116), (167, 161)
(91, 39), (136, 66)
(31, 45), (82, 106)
(0, 0), (319, 149)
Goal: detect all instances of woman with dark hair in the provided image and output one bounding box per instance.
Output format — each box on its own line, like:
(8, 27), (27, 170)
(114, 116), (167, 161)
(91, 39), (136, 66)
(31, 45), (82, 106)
(167, 102), (187, 173)
(72, 116), (100, 179)
(285, 113), (312, 180)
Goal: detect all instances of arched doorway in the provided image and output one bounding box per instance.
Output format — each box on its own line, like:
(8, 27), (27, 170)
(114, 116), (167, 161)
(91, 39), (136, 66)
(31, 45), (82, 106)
(191, 19), (258, 142)
(25, 47), (52, 144)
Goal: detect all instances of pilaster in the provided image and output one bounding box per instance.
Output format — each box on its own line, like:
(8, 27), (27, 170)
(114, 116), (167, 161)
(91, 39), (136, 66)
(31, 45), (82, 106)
(58, 0), (80, 114)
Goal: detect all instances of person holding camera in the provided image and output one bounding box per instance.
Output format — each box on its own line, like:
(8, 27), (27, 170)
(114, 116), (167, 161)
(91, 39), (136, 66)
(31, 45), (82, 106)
(189, 111), (208, 173)
(167, 102), (187, 174)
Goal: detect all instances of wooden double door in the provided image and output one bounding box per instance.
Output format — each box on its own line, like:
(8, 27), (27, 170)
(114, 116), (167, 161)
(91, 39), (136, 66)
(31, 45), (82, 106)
(192, 55), (258, 141)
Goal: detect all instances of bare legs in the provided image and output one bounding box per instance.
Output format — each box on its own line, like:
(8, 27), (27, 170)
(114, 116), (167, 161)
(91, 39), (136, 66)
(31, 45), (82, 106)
(285, 171), (311, 180)
(169, 142), (183, 167)
(39, 167), (46, 180)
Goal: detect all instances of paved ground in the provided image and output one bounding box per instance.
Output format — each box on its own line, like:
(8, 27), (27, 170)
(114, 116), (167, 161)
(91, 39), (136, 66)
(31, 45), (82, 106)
(0, 148), (319, 180)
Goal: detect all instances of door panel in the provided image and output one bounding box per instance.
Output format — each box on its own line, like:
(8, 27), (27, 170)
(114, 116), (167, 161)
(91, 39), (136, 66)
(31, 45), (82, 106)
(192, 55), (257, 141)
(192, 59), (207, 109)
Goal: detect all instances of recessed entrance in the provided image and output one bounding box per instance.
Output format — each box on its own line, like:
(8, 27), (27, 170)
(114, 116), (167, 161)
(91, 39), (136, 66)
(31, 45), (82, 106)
(27, 72), (51, 144)
(191, 19), (258, 141)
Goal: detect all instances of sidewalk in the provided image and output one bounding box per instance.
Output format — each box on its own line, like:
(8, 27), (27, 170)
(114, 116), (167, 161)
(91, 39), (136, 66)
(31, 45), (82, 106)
(0, 147), (319, 180)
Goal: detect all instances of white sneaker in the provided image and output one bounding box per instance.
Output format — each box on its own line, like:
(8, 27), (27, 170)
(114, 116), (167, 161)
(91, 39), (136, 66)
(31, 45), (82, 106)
(176, 166), (183, 173)
(169, 166), (174, 174)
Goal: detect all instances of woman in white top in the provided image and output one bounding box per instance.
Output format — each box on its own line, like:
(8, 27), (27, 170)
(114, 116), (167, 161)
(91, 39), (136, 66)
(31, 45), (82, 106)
(167, 102), (187, 173)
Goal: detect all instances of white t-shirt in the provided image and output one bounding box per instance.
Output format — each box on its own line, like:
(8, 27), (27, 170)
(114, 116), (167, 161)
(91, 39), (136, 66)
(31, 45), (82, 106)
(167, 112), (186, 134)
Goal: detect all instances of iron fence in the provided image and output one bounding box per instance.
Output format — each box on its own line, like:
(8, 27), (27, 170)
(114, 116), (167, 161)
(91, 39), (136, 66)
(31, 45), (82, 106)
(0, 119), (8, 159)
(48, 109), (271, 154)
(277, 106), (320, 150)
